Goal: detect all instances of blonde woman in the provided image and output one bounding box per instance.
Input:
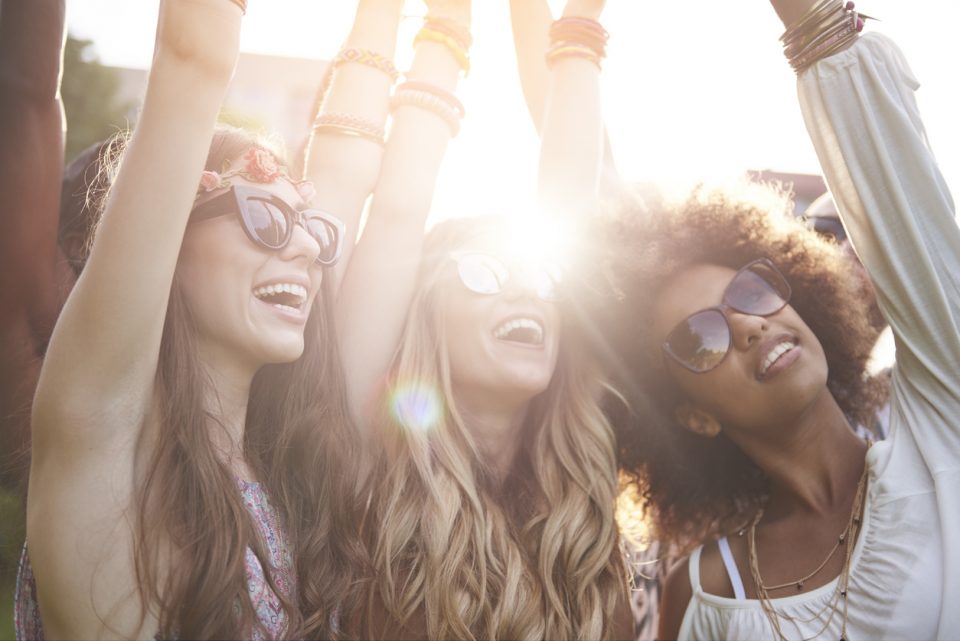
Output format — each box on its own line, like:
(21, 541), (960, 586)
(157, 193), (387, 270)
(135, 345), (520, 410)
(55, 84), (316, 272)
(319, 0), (635, 637)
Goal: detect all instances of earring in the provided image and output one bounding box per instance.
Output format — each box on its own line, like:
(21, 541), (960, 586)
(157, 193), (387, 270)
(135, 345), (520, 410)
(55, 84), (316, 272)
(674, 404), (722, 438)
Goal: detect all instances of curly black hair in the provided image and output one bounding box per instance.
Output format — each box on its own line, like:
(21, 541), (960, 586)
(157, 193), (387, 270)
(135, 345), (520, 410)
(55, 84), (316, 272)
(599, 182), (888, 552)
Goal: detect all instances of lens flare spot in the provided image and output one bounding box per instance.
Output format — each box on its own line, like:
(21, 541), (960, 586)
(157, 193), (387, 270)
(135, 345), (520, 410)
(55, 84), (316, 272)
(390, 382), (443, 433)
(505, 213), (578, 269)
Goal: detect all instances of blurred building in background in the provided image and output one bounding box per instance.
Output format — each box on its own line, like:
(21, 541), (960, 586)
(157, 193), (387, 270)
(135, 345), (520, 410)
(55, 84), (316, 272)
(111, 53), (329, 160)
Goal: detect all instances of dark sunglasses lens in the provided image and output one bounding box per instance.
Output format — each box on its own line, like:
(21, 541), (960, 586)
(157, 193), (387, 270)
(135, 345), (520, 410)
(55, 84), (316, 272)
(457, 254), (506, 295)
(666, 309), (730, 372)
(666, 310), (730, 372)
(243, 197), (288, 248)
(303, 215), (339, 264)
(728, 262), (790, 316)
(808, 216), (847, 244)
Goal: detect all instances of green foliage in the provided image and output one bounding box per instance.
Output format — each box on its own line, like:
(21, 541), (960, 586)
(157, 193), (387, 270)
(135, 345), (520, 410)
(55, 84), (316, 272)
(61, 35), (132, 163)
(0, 489), (24, 639)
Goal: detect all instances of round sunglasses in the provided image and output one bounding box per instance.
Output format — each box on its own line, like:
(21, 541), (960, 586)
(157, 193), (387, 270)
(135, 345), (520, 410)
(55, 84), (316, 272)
(661, 258), (792, 373)
(453, 252), (562, 302)
(191, 185), (345, 266)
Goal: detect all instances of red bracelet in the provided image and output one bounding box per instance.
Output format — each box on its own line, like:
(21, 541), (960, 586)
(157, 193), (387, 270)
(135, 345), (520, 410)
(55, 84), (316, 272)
(395, 80), (465, 118)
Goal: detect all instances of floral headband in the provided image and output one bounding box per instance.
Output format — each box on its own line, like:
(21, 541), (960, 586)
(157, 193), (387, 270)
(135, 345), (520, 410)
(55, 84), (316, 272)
(197, 147), (316, 203)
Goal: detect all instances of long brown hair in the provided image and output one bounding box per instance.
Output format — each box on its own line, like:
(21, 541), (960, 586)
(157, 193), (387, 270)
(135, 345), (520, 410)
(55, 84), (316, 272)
(97, 126), (361, 639)
(358, 216), (628, 641)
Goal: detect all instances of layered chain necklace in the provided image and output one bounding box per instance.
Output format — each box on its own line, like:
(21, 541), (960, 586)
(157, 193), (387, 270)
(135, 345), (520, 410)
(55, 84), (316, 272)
(747, 448), (871, 641)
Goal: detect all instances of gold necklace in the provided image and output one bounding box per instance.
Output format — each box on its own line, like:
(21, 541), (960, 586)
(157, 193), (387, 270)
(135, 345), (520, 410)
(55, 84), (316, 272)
(747, 453), (870, 641)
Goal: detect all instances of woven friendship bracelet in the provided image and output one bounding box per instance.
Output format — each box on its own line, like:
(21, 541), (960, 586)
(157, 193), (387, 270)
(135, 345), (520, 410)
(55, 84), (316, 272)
(332, 47), (400, 83)
(414, 28), (471, 75)
(227, 0), (247, 15)
(312, 113), (386, 146)
(390, 89), (462, 137)
(395, 80), (465, 118)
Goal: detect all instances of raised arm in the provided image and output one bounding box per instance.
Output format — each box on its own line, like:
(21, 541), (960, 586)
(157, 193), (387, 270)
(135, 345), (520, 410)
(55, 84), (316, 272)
(536, 0), (607, 220)
(33, 0), (241, 442)
(0, 0), (67, 491)
(303, 0), (404, 288)
(337, 0), (470, 429)
(771, 1), (960, 457)
(510, 0), (621, 199)
(28, 1), (242, 636)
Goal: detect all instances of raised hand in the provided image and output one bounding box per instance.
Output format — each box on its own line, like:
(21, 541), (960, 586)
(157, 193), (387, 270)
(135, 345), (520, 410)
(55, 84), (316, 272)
(153, 0), (243, 79)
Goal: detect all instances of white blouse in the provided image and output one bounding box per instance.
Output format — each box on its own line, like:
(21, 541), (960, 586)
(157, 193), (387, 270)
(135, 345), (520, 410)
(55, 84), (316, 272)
(679, 33), (960, 641)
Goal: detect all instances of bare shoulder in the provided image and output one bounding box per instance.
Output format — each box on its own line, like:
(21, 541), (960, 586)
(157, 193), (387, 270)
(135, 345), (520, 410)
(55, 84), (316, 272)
(658, 556), (693, 641)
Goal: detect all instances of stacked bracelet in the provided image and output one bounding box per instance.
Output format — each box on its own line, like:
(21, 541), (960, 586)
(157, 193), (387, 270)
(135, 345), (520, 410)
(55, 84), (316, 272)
(311, 112), (386, 146)
(311, 47), (398, 132)
(391, 82), (463, 137)
(415, 16), (472, 76)
(781, 0), (872, 73)
(395, 80), (465, 119)
(227, 0), (247, 14)
(546, 17), (609, 69)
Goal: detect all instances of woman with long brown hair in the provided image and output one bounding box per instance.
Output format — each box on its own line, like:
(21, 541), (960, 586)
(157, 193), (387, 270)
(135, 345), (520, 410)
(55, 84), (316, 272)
(15, 1), (358, 638)
(605, 1), (960, 638)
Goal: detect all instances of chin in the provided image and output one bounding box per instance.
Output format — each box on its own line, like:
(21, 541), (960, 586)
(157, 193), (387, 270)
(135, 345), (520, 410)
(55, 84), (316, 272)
(258, 337), (306, 365)
(502, 369), (554, 398)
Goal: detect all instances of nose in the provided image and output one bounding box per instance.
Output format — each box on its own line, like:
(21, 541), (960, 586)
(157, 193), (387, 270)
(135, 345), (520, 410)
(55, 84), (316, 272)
(282, 220), (322, 265)
(500, 266), (542, 301)
(726, 309), (768, 351)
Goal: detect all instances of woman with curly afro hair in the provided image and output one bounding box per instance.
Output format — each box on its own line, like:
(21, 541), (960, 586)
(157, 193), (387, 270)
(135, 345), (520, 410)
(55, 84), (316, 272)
(604, 1), (960, 639)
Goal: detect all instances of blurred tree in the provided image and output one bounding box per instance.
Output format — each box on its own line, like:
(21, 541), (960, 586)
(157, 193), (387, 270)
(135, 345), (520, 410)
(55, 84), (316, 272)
(61, 35), (130, 162)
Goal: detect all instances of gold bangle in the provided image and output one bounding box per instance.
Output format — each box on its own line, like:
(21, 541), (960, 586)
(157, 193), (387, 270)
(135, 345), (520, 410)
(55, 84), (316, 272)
(226, 0), (247, 15)
(414, 28), (471, 75)
(311, 123), (385, 147)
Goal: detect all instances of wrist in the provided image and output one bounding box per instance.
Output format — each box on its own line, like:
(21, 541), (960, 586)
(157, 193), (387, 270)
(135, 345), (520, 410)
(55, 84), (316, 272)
(357, 0), (404, 19)
(425, 4), (471, 27)
(561, 2), (603, 21)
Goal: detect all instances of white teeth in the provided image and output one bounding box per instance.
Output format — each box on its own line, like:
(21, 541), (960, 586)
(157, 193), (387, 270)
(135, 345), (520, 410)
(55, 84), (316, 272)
(492, 317), (545, 344)
(761, 341), (795, 375)
(252, 283), (308, 308)
(272, 303), (300, 314)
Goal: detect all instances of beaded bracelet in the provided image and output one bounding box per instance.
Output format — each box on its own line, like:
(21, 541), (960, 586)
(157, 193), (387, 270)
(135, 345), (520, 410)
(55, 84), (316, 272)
(546, 17), (608, 68)
(311, 113), (386, 146)
(549, 17), (609, 55)
(424, 15), (473, 50)
(414, 28), (471, 75)
(390, 89), (462, 137)
(227, 0), (247, 14)
(394, 80), (465, 118)
(546, 43), (603, 69)
(332, 47), (400, 83)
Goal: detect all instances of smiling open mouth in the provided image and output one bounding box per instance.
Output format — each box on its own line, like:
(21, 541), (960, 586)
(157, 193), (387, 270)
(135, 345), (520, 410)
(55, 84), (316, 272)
(492, 318), (545, 346)
(758, 339), (797, 378)
(253, 283), (308, 314)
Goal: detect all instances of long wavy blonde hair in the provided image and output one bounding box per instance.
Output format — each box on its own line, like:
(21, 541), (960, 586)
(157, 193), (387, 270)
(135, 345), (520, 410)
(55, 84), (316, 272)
(358, 216), (627, 641)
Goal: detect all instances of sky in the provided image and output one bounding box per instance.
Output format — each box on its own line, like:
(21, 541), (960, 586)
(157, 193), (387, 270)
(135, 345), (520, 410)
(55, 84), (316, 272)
(68, 1), (960, 219)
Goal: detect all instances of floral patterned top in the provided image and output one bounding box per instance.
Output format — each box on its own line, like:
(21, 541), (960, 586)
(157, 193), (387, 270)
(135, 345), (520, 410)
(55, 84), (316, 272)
(15, 480), (296, 640)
